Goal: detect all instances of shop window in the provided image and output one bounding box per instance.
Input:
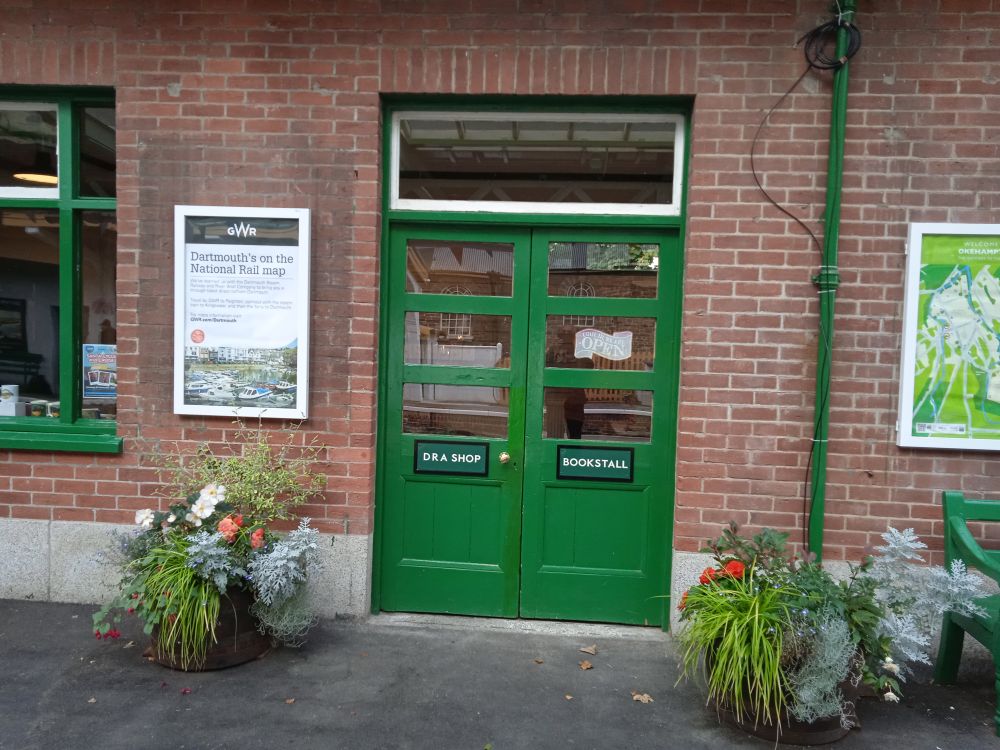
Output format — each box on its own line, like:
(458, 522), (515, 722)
(390, 110), (685, 217)
(0, 89), (120, 453)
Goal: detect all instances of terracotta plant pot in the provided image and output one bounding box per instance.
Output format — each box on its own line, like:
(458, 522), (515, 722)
(150, 589), (271, 671)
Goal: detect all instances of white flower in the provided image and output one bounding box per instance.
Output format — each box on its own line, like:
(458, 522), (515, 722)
(190, 496), (215, 520)
(883, 692), (900, 703)
(198, 483), (226, 506)
(881, 657), (900, 675)
(166, 514), (176, 523)
(135, 509), (155, 530)
(185, 511), (202, 527)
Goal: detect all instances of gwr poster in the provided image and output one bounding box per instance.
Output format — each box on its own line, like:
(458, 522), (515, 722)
(898, 223), (1000, 450)
(173, 206), (310, 419)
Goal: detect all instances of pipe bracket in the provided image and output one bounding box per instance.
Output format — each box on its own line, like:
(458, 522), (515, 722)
(812, 267), (841, 290)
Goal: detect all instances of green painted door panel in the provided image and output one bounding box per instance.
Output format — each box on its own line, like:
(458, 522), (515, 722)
(379, 225), (680, 626)
(518, 229), (680, 626)
(379, 226), (530, 617)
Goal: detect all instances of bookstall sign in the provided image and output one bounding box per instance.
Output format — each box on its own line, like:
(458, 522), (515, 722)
(173, 206), (311, 419)
(557, 445), (634, 482)
(898, 223), (1000, 450)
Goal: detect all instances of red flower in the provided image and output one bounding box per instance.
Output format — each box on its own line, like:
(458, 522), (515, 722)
(677, 591), (688, 610)
(127, 607), (135, 614)
(218, 516), (239, 543)
(723, 560), (746, 578)
(233, 514), (244, 527)
(94, 630), (102, 639)
(251, 527), (266, 550)
(698, 567), (719, 585)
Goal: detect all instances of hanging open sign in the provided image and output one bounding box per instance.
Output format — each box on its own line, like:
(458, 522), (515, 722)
(574, 329), (633, 361)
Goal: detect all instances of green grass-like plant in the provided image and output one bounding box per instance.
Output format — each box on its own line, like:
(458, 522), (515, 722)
(678, 567), (796, 727)
(95, 534), (222, 671)
(143, 540), (222, 670)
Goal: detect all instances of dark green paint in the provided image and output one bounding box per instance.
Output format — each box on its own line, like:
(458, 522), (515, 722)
(378, 226), (681, 627)
(808, 0), (856, 559)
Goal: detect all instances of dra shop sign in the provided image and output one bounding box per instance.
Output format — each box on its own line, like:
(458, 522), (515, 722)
(414, 440), (489, 476)
(173, 206), (311, 419)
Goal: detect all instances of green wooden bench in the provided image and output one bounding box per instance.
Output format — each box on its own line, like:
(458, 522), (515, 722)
(933, 490), (1000, 736)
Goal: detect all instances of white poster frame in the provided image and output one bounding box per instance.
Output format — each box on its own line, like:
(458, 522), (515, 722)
(173, 205), (311, 420)
(898, 222), (1000, 450)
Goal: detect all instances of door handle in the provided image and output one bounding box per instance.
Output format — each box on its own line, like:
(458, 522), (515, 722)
(499, 451), (511, 464)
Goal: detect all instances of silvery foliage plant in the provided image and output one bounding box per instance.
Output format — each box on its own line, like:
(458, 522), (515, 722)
(248, 519), (323, 646)
(185, 531), (248, 594)
(865, 527), (987, 671)
(249, 518), (322, 606)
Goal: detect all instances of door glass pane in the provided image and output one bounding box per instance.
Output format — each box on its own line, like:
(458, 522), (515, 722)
(0, 105), (58, 189)
(406, 240), (513, 296)
(543, 387), (652, 442)
(81, 211), (117, 420)
(405, 312), (511, 367)
(545, 316), (654, 370)
(79, 107), (116, 197)
(403, 384), (508, 438)
(0, 210), (60, 412)
(548, 242), (658, 298)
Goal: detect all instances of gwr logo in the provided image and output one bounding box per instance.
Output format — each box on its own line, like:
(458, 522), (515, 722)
(227, 222), (257, 237)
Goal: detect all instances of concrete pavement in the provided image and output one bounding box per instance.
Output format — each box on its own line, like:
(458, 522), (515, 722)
(0, 600), (995, 749)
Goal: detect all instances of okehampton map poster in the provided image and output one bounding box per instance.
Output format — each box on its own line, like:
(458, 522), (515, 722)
(173, 206), (310, 419)
(898, 223), (1000, 449)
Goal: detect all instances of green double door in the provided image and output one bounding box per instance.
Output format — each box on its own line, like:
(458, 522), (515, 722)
(378, 224), (680, 626)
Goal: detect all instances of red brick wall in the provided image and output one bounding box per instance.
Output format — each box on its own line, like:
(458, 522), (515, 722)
(1, 1), (998, 561)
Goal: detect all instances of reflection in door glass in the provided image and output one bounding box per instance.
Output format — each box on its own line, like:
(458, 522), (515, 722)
(548, 242), (658, 298)
(404, 312), (511, 367)
(543, 388), (651, 442)
(403, 384), (509, 438)
(545, 316), (654, 370)
(406, 240), (513, 296)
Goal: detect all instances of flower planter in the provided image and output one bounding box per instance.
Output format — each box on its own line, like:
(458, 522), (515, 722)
(717, 705), (851, 746)
(150, 589), (271, 671)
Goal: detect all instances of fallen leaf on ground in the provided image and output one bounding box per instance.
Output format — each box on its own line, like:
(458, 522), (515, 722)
(87, 697), (96, 704)
(533, 658), (544, 664)
(579, 644), (598, 655)
(565, 694), (573, 701)
(123, 641), (135, 649)
(285, 698), (296, 704)
(579, 660), (593, 670)
(180, 687), (192, 695)
(631, 690), (654, 704)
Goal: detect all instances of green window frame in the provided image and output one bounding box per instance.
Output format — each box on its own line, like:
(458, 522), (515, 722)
(0, 87), (121, 453)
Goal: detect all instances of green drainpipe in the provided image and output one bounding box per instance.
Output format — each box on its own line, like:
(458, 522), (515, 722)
(808, 0), (857, 560)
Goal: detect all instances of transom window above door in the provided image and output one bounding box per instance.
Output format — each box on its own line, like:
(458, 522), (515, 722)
(390, 111), (685, 217)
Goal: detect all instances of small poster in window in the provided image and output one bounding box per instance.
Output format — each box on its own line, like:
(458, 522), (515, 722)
(82, 344), (117, 399)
